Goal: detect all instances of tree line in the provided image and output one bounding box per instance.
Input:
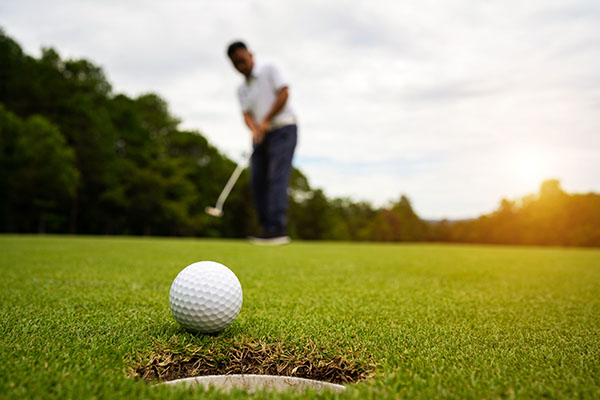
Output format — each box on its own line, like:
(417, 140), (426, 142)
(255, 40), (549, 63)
(432, 180), (600, 247)
(1, 30), (598, 246)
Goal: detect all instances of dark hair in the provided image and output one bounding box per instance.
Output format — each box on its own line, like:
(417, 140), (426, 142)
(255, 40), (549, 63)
(227, 41), (247, 57)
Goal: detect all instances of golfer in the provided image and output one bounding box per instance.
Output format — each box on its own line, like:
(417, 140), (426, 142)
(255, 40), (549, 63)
(227, 41), (297, 244)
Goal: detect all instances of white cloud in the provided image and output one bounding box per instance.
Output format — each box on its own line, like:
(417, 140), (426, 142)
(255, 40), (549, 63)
(1, 0), (599, 218)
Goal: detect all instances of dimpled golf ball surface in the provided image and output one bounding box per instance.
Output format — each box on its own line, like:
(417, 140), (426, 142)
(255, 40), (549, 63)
(169, 261), (243, 333)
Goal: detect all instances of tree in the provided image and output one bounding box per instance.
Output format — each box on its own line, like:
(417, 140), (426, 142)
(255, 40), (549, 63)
(0, 107), (78, 232)
(290, 188), (334, 240)
(369, 195), (427, 241)
(430, 179), (600, 247)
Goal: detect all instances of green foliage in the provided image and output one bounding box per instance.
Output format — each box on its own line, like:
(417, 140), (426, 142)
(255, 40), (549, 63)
(369, 196), (428, 242)
(289, 189), (333, 240)
(0, 106), (78, 232)
(432, 179), (600, 246)
(0, 30), (249, 237)
(327, 199), (375, 241)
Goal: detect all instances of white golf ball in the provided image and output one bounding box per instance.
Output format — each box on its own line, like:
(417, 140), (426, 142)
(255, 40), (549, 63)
(169, 261), (243, 333)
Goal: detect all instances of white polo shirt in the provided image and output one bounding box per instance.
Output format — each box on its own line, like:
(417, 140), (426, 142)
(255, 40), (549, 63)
(237, 62), (296, 128)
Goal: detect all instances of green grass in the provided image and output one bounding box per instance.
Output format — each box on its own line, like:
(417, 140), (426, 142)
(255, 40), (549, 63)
(1, 235), (599, 399)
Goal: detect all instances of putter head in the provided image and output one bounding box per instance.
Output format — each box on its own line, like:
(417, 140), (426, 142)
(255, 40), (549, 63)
(205, 206), (223, 218)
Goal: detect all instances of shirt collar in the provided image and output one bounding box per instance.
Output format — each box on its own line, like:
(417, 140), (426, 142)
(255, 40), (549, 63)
(245, 62), (260, 84)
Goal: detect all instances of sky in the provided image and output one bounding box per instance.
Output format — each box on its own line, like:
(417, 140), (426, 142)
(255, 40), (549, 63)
(2, 0), (599, 219)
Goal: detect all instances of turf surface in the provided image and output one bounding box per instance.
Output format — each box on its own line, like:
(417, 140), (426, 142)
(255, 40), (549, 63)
(1, 235), (599, 399)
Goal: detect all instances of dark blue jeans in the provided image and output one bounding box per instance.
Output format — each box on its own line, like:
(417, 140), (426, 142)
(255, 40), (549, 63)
(251, 124), (297, 234)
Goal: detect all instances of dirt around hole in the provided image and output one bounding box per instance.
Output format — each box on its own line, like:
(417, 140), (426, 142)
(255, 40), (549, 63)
(130, 337), (374, 385)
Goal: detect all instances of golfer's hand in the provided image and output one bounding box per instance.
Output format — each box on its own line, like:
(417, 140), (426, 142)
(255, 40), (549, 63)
(259, 119), (271, 134)
(252, 128), (265, 144)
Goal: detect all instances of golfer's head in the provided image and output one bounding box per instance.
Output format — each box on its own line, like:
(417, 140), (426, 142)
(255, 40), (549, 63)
(227, 41), (253, 77)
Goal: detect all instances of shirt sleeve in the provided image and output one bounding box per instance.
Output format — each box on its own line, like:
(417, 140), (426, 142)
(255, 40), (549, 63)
(268, 64), (289, 92)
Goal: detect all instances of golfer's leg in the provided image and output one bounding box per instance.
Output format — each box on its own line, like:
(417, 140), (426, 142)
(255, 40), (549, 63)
(266, 125), (297, 234)
(251, 143), (269, 231)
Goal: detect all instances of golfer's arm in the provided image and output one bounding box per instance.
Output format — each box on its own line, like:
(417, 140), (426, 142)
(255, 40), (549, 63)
(243, 112), (260, 133)
(262, 87), (289, 123)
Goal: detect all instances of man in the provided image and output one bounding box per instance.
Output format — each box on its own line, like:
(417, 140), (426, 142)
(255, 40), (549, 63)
(227, 41), (297, 244)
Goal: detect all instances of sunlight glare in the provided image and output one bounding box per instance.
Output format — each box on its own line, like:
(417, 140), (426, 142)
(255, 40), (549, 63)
(510, 147), (549, 190)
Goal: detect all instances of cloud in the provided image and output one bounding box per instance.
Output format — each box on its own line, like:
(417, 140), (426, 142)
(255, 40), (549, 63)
(1, 0), (599, 218)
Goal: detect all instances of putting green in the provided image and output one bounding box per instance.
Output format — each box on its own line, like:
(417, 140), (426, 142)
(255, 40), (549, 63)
(1, 235), (598, 399)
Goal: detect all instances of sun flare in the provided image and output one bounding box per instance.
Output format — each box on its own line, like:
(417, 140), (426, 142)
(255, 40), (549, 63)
(509, 148), (549, 189)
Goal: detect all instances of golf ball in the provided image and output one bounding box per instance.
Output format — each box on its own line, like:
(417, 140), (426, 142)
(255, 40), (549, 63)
(169, 261), (243, 333)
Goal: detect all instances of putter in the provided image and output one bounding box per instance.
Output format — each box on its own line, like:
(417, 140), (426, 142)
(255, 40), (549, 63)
(205, 153), (252, 218)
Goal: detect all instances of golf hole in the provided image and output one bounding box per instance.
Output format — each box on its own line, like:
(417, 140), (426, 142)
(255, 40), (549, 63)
(160, 374), (346, 393)
(131, 337), (374, 391)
